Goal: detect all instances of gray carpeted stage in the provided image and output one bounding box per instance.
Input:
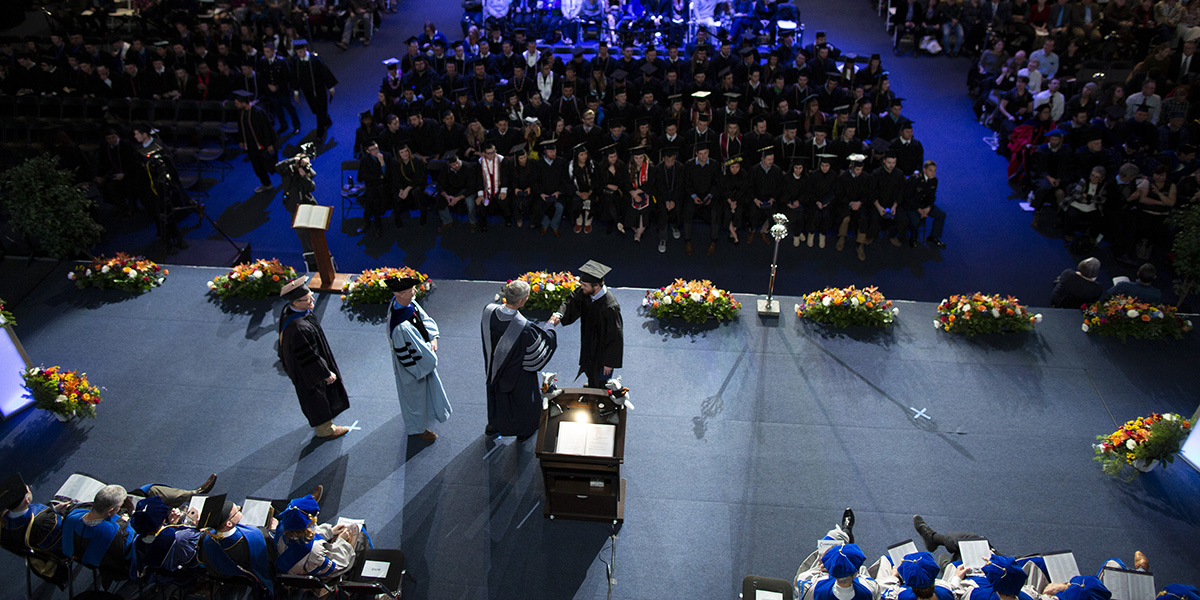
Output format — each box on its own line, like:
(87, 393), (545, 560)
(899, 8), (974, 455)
(2, 264), (1199, 599)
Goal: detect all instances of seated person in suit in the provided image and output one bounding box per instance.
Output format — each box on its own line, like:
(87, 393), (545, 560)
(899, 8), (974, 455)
(1099, 263), (1163, 304)
(198, 498), (280, 595)
(1050, 257), (1103, 309)
(273, 489), (370, 580)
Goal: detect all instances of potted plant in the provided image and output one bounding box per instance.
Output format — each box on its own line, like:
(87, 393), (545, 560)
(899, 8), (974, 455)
(642, 279), (742, 323)
(1094, 413), (1193, 480)
(22, 366), (104, 421)
(796, 285), (898, 328)
(0, 154), (103, 258)
(511, 271), (581, 311)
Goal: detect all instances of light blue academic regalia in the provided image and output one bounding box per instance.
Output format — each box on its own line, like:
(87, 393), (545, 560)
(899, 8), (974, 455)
(389, 299), (452, 435)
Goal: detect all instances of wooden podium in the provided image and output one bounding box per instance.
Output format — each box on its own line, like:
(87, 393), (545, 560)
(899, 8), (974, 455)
(534, 387), (626, 523)
(292, 204), (348, 292)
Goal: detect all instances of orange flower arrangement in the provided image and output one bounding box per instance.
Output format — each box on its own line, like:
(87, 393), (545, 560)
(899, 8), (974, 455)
(208, 258), (298, 299)
(22, 366), (104, 419)
(70, 253), (167, 293)
(1094, 412), (1192, 479)
(643, 279), (741, 322)
(1081, 296), (1192, 340)
(936, 293), (1040, 335)
(342, 267), (433, 304)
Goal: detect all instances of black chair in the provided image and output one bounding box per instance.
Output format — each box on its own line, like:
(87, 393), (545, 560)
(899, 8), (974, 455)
(0, 94), (16, 118)
(196, 123), (231, 180)
(23, 549), (74, 600)
(14, 94), (40, 118)
(205, 572), (263, 600)
(61, 96), (88, 120)
(39, 95), (65, 120)
(152, 99), (177, 130)
(341, 160), (364, 220)
(198, 100), (226, 128)
(339, 549), (406, 599)
(129, 98), (155, 122)
(275, 573), (338, 598)
(105, 97), (133, 124)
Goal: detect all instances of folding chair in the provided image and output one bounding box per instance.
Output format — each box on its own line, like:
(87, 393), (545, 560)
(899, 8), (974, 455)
(129, 98), (156, 122)
(196, 123), (231, 180)
(275, 573), (338, 599)
(61, 96), (89, 120)
(340, 548), (406, 599)
(24, 549), (74, 600)
(175, 100), (202, 128)
(341, 159), (364, 220)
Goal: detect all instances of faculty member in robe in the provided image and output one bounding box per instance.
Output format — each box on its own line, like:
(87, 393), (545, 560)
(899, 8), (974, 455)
(0, 473), (69, 586)
(794, 542), (881, 600)
(278, 277), (351, 440)
(273, 491), (367, 581)
(549, 260), (624, 388)
(198, 500), (277, 596)
(482, 280), (557, 440)
(131, 496), (203, 583)
(387, 276), (452, 443)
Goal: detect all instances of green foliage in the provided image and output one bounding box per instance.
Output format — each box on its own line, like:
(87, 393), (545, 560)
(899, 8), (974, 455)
(1173, 203), (1200, 304)
(796, 286), (897, 328)
(0, 154), (103, 258)
(643, 279), (742, 323)
(208, 259), (298, 299)
(1081, 296), (1192, 340)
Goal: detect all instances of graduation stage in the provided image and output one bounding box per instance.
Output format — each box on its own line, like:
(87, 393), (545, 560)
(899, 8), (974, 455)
(2, 263), (1199, 600)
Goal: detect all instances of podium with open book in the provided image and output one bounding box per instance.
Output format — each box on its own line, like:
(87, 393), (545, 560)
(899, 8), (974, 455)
(534, 387), (626, 523)
(292, 204), (347, 292)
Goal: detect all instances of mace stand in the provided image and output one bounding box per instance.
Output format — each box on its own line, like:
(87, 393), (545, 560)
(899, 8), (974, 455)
(757, 214), (790, 316)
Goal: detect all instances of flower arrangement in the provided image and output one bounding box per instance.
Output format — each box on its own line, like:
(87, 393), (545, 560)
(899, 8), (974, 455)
(341, 267), (432, 305)
(935, 293), (1041, 335)
(1094, 412), (1193, 479)
(207, 258), (299, 299)
(69, 253), (168, 293)
(796, 286), (898, 328)
(0, 297), (14, 327)
(642, 279), (742, 323)
(513, 271), (581, 311)
(1081, 296), (1192, 340)
(22, 366), (103, 420)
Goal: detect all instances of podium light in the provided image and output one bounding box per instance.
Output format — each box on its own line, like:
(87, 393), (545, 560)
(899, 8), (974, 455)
(757, 214), (790, 316)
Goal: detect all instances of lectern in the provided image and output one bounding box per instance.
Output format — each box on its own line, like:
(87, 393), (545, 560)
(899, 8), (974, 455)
(535, 387), (626, 523)
(292, 204), (347, 291)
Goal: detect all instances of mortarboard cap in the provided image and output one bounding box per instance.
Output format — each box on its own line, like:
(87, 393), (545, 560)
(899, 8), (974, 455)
(791, 157), (807, 167)
(539, 138), (558, 148)
(404, 36), (420, 45)
(572, 142), (589, 154)
(890, 97), (905, 107)
(0, 473), (27, 511)
(817, 153), (837, 163)
(834, 104), (851, 114)
(382, 57), (400, 68)
(510, 144), (527, 157)
(900, 120), (915, 130)
(821, 544), (866, 579)
(725, 155), (743, 167)
(432, 39), (447, 48)
(443, 150), (461, 162)
(1160, 586), (1200, 600)
(982, 556), (1028, 596)
(869, 138), (890, 153)
(697, 112), (711, 122)
(572, 47), (585, 56)
(896, 552), (939, 588)
(782, 120), (798, 130)
(1056, 576), (1111, 600)
(660, 146), (679, 159)
(232, 90), (254, 100)
(278, 495), (320, 531)
(131, 496), (171, 535)
(384, 276), (421, 291)
(1180, 143), (1198, 154)
(692, 90), (712, 100)
(631, 144), (648, 156)
(1105, 105), (1125, 119)
(718, 66), (732, 78)
(280, 276), (311, 300)
(577, 260), (612, 284)
(668, 93), (683, 102)
(613, 69), (628, 81)
(600, 143), (618, 155)
(724, 91), (741, 101)
(1135, 103), (1151, 113)
(607, 118), (623, 129)
(758, 145), (775, 158)
(847, 153), (867, 164)
(640, 63), (658, 76)
(693, 141), (712, 153)
(293, 39), (308, 49)
(194, 493), (229, 529)
(1046, 128), (1066, 138)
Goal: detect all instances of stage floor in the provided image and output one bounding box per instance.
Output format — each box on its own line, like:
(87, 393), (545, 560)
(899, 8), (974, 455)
(2, 265), (1199, 599)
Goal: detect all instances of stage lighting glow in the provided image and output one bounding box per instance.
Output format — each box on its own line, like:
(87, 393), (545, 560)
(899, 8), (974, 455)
(0, 327), (33, 419)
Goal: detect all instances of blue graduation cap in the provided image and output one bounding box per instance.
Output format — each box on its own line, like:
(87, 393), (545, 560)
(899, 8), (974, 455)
(1057, 576), (1112, 600)
(821, 544), (865, 579)
(983, 556), (1027, 596)
(897, 552), (939, 588)
(277, 495), (319, 531)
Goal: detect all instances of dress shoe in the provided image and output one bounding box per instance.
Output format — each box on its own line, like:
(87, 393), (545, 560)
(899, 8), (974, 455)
(416, 429), (438, 442)
(552, 228), (561, 237)
(254, 184), (273, 193)
(672, 226), (681, 239)
(685, 241), (693, 255)
(746, 232), (754, 245)
(195, 473), (218, 495)
(1134, 550), (1149, 571)
(927, 237), (946, 249)
(574, 224), (583, 233)
(706, 241), (716, 256)
(506, 219), (514, 228)
(836, 236), (846, 251)
(818, 234), (826, 248)
(616, 223), (625, 234)
(584, 224), (593, 233)
(541, 227), (549, 236)
(857, 245), (866, 261)
(437, 222), (452, 233)
(658, 240), (667, 253)
(318, 425), (350, 439)
(759, 232), (769, 243)
(335, 41), (349, 50)
(311, 484), (324, 504)
(793, 235), (801, 247)
(913, 515), (938, 552)
(842, 508), (855, 544)
(485, 424), (499, 438)
(890, 237), (902, 247)
(807, 234), (815, 248)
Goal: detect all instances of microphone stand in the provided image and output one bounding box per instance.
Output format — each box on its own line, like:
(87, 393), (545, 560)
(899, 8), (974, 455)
(757, 213), (788, 316)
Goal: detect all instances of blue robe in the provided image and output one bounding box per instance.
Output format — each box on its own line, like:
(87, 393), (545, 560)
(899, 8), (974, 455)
(62, 508), (134, 577)
(198, 524), (274, 595)
(389, 299), (452, 435)
(134, 524), (202, 583)
(481, 303), (557, 437)
(809, 577), (876, 600)
(898, 585), (956, 600)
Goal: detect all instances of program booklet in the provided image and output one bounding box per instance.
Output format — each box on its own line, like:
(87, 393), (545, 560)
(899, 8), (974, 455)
(54, 473), (107, 504)
(1101, 567), (1155, 600)
(888, 539), (920, 567)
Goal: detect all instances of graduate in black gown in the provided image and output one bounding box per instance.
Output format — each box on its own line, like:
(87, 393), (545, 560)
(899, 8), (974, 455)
(482, 280), (558, 440)
(278, 277), (351, 439)
(550, 260), (624, 388)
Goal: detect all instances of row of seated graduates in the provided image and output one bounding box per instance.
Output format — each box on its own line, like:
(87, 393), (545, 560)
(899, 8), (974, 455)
(344, 23), (944, 256)
(0, 472), (400, 598)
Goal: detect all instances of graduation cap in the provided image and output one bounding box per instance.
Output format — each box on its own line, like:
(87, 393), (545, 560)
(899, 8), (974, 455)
(232, 90), (255, 101)
(869, 138), (890, 153)
(758, 146), (775, 159)
(697, 112), (711, 122)
(194, 493), (229, 530)
(132, 496), (171, 535)
(724, 91), (741, 102)
(600, 143), (618, 155)
(631, 144), (648, 156)
(833, 104), (851, 115)
(293, 39), (309, 49)
(723, 154), (744, 167)
(384, 276), (422, 291)
(382, 57), (400, 69)
(821, 544), (866, 579)
(152, 40), (169, 47)
(740, 47), (757, 57)
(667, 93), (683, 102)
(524, 116), (539, 126)
(1134, 103), (1152, 114)
(693, 141), (712, 153)
(510, 143), (527, 157)
(813, 124), (830, 135)
(539, 138), (559, 148)
(897, 552), (939, 588)
(443, 150), (461, 162)
(607, 118), (623, 129)
(790, 156), (807, 168)
(900, 119), (915, 130)
(639, 63), (658, 77)
(577, 260), (612, 284)
(660, 146), (680, 159)
(572, 142), (589, 155)
(454, 87), (469, 97)
(816, 153), (837, 163)
(1045, 128), (1066, 138)
(847, 153), (867, 164)
(782, 120), (798, 130)
(890, 97), (905, 108)
(572, 47), (585, 57)
(0, 473), (27, 511)
(278, 495), (320, 531)
(692, 90), (712, 101)
(983, 556), (1028, 596)
(280, 276), (311, 301)
(1104, 105), (1125, 120)
(404, 35), (420, 45)
(635, 116), (652, 127)
(612, 69), (628, 81)
(432, 39), (447, 48)
(718, 67), (732, 78)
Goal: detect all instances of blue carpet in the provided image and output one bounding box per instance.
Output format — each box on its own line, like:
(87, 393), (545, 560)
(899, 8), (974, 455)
(70, 0), (1171, 309)
(2, 266), (1198, 599)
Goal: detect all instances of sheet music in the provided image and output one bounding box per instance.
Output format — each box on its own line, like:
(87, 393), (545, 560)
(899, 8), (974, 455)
(1102, 567), (1155, 600)
(959, 539), (991, 571)
(755, 591), (783, 600)
(361, 560), (389, 579)
(1042, 551), (1080, 583)
(240, 498), (273, 528)
(585, 424), (616, 457)
(888, 540), (919, 567)
(54, 473), (107, 503)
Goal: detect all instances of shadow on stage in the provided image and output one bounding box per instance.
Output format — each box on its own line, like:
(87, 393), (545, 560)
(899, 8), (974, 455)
(340, 302), (388, 325)
(0, 410), (90, 489)
(639, 313), (725, 340)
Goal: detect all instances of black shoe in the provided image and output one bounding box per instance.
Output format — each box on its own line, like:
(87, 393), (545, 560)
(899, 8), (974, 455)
(485, 424), (499, 438)
(913, 515), (938, 552)
(927, 237), (946, 249)
(842, 508), (855, 544)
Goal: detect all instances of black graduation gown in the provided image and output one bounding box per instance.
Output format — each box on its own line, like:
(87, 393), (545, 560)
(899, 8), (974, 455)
(483, 307), (557, 437)
(278, 306), (350, 427)
(556, 289), (624, 388)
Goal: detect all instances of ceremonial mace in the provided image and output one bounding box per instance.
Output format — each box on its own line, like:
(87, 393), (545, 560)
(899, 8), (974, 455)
(757, 213), (790, 316)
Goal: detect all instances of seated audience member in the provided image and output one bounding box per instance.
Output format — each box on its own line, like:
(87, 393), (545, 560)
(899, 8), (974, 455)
(1061, 166), (1107, 251)
(899, 160), (947, 249)
(793, 510), (882, 600)
(1100, 263), (1163, 303)
(1050, 257), (1104, 309)
(273, 490), (369, 580)
(198, 497), (280, 594)
(878, 552), (954, 600)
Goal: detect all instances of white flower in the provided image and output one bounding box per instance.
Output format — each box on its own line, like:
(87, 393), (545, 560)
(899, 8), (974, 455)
(101, 265), (110, 274)
(991, 307), (1001, 318)
(850, 297), (860, 307)
(494, 294), (501, 302)
(690, 292), (703, 303)
(1126, 309), (1139, 318)
(1152, 311), (1163, 319)
(934, 320), (942, 329)
(1082, 323), (1090, 332)
(0, 315), (5, 325)
(85, 269), (92, 277)
(128, 271), (137, 278)
(822, 296), (832, 307)
(794, 304), (800, 313)
(27, 367), (40, 376)
(252, 270), (263, 279)
(1126, 439), (1137, 450)
(546, 283), (557, 292)
(663, 296), (673, 305)
(1165, 413), (1177, 422)
(348, 283), (357, 291)
(55, 394), (67, 404)
(1188, 320), (1194, 328)
(641, 297), (649, 307)
(207, 281), (216, 289)
(892, 307), (900, 315)
(67, 272), (75, 281)
(941, 298), (948, 305)
(1034, 314), (1043, 323)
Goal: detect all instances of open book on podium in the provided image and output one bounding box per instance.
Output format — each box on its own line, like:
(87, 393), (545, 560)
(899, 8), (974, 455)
(291, 204), (347, 292)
